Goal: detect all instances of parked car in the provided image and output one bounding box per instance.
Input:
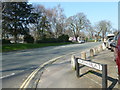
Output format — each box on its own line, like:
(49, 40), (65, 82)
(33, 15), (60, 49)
(105, 34), (114, 49)
(77, 37), (85, 43)
(110, 32), (120, 76)
(111, 36), (117, 52)
(106, 37), (114, 50)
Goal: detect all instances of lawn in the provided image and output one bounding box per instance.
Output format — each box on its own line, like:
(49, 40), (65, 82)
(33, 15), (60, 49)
(2, 42), (73, 52)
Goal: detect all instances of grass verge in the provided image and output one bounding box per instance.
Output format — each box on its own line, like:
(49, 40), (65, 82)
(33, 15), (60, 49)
(2, 42), (73, 52)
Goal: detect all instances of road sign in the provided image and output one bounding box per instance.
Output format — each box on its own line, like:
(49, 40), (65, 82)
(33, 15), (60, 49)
(78, 59), (102, 71)
(75, 58), (107, 88)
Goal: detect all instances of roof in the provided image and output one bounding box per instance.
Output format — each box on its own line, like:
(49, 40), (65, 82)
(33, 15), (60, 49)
(107, 34), (114, 37)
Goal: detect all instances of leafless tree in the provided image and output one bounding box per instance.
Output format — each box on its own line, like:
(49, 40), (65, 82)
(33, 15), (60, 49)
(47, 4), (66, 38)
(94, 20), (112, 41)
(66, 13), (90, 41)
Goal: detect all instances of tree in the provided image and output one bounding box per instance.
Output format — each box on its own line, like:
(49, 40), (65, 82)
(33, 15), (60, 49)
(66, 13), (90, 41)
(94, 20), (112, 41)
(24, 34), (34, 43)
(85, 25), (95, 40)
(45, 4), (66, 38)
(2, 2), (34, 43)
(113, 28), (118, 35)
(30, 4), (52, 42)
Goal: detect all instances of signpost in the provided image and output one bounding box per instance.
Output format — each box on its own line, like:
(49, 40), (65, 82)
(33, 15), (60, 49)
(75, 58), (107, 88)
(78, 59), (102, 70)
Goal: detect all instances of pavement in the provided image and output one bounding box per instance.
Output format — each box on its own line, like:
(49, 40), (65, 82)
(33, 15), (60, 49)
(37, 49), (119, 89)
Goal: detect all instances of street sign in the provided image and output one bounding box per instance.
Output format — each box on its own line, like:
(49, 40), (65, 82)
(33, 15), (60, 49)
(75, 58), (107, 88)
(78, 59), (102, 71)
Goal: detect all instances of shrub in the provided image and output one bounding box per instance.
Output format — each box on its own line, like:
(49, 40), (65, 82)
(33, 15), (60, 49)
(57, 34), (69, 42)
(36, 34), (69, 43)
(24, 35), (34, 43)
(36, 38), (57, 43)
(85, 37), (88, 42)
(2, 39), (11, 44)
(87, 40), (95, 42)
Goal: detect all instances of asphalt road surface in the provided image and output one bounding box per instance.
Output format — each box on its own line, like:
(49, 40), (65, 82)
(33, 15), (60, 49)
(2, 42), (102, 88)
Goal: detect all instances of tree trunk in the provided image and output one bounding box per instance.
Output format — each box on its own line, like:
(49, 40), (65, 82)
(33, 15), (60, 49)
(14, 3), (17, 43)
(72, 29), (78, 42)
(102, 32), (105, 42)
(14, 33), (17, 43)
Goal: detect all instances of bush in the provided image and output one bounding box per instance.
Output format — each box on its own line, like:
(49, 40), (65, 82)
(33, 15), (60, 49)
(36, 38), (57, 43)
(2, 39), (11, 44)
(36, 34), (69, 43)
(85, 37), (88, 42)
(24, 35), (34, 43)
(87, 40), (95, 42)
(58, 34), (69, 42)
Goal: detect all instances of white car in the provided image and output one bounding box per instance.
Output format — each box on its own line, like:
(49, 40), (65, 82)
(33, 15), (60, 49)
(106, 37), (114, 49)
(77, 37), (85, 43)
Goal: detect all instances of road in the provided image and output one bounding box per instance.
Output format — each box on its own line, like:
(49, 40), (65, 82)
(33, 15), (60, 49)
(2, 42), (101, 88)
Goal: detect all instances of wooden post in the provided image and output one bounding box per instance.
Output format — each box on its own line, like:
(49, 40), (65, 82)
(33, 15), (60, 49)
(75, 58), (79, 77)
(102, 64), (107, 88)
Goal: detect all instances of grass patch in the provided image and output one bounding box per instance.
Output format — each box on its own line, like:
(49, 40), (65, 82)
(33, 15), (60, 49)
(2, 42), (73, 52)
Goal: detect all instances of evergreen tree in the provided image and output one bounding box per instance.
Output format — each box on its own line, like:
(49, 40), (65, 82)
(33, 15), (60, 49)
(2, 2), (34, 43)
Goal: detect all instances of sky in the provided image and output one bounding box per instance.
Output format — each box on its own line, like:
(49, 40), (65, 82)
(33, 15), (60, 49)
(29, 1), (118, 30)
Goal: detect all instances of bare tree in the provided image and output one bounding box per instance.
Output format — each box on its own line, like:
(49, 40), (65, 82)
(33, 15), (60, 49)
(94, 20), (112, 41)
(66, 13), (90, 41)
(113, 28), (118, 35)
(85, 25), (95, 40)
(47, 4), (66, 38)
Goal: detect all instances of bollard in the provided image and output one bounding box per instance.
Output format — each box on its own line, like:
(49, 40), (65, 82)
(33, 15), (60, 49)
(90, 49), (94, 57)
(102, 64), (107, 88)
(99, 45), (102, 52)
(71, 55), (76, 70)
(81, 52), (86, 60)
(98, 46), (101, 52)
(97, 47), (100, 53)
(100, 45), (103, 51)
(95, 47), (98, 54)
(102, 43), (106, 50)
(93, 48), (97, 55)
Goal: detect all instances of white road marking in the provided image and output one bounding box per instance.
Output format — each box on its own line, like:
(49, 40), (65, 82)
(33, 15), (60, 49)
(0, 73), (15, 79)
